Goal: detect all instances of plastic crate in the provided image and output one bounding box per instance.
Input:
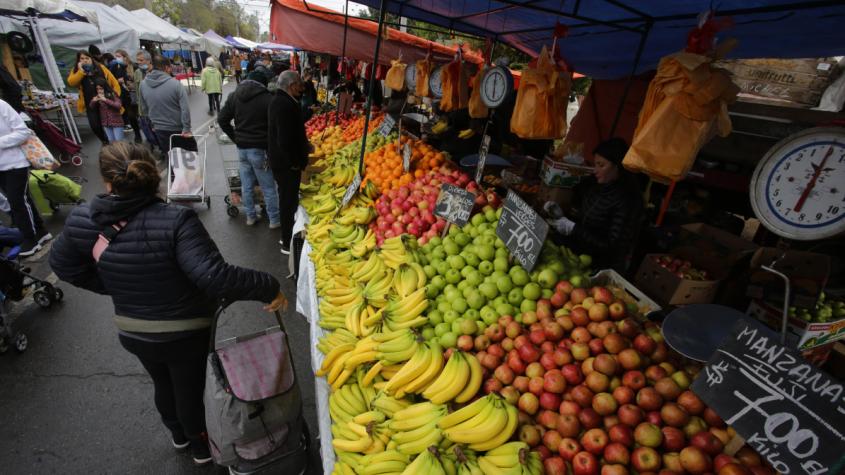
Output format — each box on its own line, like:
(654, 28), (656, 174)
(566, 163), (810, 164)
(591, 269), (663, 318)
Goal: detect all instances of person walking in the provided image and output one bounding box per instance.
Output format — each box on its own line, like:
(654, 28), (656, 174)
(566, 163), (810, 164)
(89, 79), (125, 143)
(218, 71), (281, 229)
(67, 50), (122, 145)
(233, 53), (243, 84)
(200, 57), (223, 115)
(48, 142), (288, 466)
(268, 71), (309, 255)
(134, 50), (154, 147)
(140, 55), (194, 155)
(109, 49), (142, 144)
(0, 98), (50, 256)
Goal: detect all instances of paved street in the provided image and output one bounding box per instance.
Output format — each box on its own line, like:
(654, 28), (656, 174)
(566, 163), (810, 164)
(0, 79), (322, 474)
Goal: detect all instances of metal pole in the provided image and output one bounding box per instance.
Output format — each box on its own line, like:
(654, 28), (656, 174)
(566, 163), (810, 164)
(356, 0), (388, 176)
(336, 0), (349, 125)
(609, 21), (651, 137)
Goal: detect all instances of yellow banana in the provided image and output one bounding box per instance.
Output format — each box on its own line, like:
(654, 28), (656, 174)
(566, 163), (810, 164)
(454, 354), (483, 403)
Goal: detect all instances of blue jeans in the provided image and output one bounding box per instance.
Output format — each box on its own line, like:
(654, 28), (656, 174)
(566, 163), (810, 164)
(238, 148), (279, 224)
(104, 126), (124, 142)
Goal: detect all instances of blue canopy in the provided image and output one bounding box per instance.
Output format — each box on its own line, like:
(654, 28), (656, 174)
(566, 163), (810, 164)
(224, 35), (250, 49)
(349, 0), (845, 79)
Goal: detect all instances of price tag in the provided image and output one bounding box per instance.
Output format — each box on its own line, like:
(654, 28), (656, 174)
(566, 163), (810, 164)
(402, 143), (412, 172)
(475, 134), (491, 183)
(495, 191), (548, 271)
(340, 173), (362, 209)
(378, 115), (396, 137)
(434, 184), (475, 227)
(691, 320), (845, 475)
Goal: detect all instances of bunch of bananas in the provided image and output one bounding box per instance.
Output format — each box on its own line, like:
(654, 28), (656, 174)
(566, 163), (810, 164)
(337, 206), (377, 226)
(457, 128), (476, 139)
(316, 327), (358, 355)
(371, 391), (413, 418)
(330, 223), (369, 248)
(400, 447), (446, 475)
(431, 120), (448, 134)
(438, 394), (519, 451)
(386, 402), (446, 455)
(421, 351), (482, 404)
(382, 341), (443, 398)
(383, 288), (428, 331)
(392, 263), (427, 297)
(379, 235), (419, 270)
(328, 377), (373, 425)
(374, 329), (420, 365)
(477, 442), (543, 475)
(354, 450), (411, 475)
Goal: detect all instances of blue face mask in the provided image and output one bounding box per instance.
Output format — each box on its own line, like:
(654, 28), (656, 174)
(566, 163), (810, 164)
(140, 64), (149, 70)
(82, 63), (94, 73)
(114, 57), (124, 65)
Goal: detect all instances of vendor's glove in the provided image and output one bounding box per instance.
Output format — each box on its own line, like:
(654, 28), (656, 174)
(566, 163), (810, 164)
(543, 201), (564, 219)
(548, 216), (576, 236)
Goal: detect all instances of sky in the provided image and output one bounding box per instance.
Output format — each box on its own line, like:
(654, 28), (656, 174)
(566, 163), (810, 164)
(238, 0), (368, 35)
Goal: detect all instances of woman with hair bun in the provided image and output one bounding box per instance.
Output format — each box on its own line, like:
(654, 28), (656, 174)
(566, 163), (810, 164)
(49, 142), (288, 466)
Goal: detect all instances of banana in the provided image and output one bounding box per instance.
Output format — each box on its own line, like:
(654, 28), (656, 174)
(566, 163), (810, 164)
(353, 410), (385, 425)
(333, 435), (374, 453)
(445, 400), (509, 444)
(478, 457), (520, 475)
(468, 401), (519, 451)
(317, 343), (356, 376)
(442, 395), (499, 435)
(361, 362), (384, 387)
(423, 351), (470, 404)
(454, 353), (483, 403)
(382, 346), (428, 395)
(392, 401), (443, 421)
(388, 404), (445, 432)
(362, 459), (408, 475)
(401, 343), (444, 394)
(391, 421), (439, 446)
(396, 425), (444, 456)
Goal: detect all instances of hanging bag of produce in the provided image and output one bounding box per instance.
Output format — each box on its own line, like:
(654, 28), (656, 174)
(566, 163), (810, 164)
(469, 66), (489, 118)
(415, 57), (432, 97)
(510, 46), (571, 139)
(440, 50), (469, 112)
(385, 58), (406, 90)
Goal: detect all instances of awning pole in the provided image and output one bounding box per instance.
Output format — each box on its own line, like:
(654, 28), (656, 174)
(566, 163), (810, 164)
(336, 0), (349, 125)
(609, 21), (651, 137)
(356, 0), (388, 176)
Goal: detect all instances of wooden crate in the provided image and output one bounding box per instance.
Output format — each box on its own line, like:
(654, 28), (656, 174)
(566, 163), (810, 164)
(716, 58), (841, 108)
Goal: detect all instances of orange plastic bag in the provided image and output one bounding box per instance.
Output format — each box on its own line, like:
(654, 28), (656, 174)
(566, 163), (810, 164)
(385, 59), (407, 91)
(623, 52), (738, 183)
(510, 46), (570, 139)
(415, 58), (432, 97)
(469, 67), (489, 118)
(440, 61), (468, 112)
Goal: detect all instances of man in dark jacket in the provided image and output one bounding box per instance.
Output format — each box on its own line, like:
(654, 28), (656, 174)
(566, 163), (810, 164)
(140, 55), (194, 155)
(218, 71), (280, 228)
(268, 70), (309, 254)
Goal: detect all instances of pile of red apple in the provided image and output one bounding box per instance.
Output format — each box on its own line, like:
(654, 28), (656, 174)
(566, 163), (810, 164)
(304, 111), (357, 137)
(469, 281), (773, 475)
(371, 169), (501, 245)
(652, 255), (710, 281)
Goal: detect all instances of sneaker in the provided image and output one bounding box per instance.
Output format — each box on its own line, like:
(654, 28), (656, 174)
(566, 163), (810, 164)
(269, 222), (281, 230)
(19, 239), (41, 257)
(280, 244), (290, 255)
(190, 439), (213, 466)
(36, 229), (53, 246)
(246, 217), (258, 226)
(171, 436), (189, 451)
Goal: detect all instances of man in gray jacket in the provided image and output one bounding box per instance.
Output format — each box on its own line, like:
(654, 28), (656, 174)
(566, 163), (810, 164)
(140, 55), (194, 154)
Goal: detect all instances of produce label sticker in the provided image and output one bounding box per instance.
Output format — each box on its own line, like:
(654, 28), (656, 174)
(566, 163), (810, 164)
(797, 319), (845, 350)
(691, 320), (845, 475)
(475, 134), (491, 184)
(402, 143), (412, 172)
(496, 190), (548, 272)
(340, 173), (362, 209)
(379, 115), (396, 137)
(435, 183), (475, 227)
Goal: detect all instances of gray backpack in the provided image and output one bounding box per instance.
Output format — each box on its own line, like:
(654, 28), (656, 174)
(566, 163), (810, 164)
(204, 305), (309, 473)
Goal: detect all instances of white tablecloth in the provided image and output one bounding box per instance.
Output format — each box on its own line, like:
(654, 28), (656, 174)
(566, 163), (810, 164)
(293, 206), (335, 475)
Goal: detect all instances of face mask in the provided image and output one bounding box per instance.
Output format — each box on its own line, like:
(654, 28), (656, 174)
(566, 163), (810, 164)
(115, 57), (124, 65)
(82, 64), (93, 73)
(140, 64), (149, 70)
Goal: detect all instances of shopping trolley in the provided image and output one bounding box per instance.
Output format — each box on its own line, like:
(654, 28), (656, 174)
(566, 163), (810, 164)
(218, 132), (266, 218)
(167, 134), (211, 208)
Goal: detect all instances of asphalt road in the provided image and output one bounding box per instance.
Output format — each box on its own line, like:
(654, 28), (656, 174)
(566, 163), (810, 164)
(0, 79), (322, 474)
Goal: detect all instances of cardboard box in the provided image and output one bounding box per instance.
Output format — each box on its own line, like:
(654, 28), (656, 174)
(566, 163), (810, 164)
(747, 300), (839, 365)
(746, 248), (831, 309)
(534, 185), (574, 213)
(634, 253), (722, 306)
(675, 223), (758, 268)
(540, 157), (592, 188)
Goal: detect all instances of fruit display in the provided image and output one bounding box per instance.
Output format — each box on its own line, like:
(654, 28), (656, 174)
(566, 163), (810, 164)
(789, 291), (845, 323)
(363, 137), (446, 193)
(306, 111), (358, 138)
(651, 255), (710, 281)
(309, 114), (385, 159)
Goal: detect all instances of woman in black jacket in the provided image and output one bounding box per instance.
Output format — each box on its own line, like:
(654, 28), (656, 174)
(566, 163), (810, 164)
(49, 142), (287, 466)
(547, 138), (644, 272)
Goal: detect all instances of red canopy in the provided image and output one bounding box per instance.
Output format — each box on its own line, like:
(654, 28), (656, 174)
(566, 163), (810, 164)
(270, 0), (483, 65)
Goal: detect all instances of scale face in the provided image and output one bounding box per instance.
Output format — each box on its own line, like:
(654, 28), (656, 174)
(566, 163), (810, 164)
(404, 63), (416, 92)
(480, 66), (513, 108)
(429, 66), (444, 99)
(750, 127), (845, 241)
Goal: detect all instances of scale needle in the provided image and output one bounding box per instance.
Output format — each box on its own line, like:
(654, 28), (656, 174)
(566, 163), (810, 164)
(793, 145), (834, 213)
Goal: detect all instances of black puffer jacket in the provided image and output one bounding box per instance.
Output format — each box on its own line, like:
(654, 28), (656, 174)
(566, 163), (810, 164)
(49, 194), (280, 324)
(570, 177), (643, 271)
(218, 79), (271, 149)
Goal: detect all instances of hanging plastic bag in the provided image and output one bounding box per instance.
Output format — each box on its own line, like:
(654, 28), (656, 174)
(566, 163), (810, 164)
(510, 46), (570, 139)
(385, 58), (407, 90)
(623, 52), (738, 183)
(415, 58), (432, 97)
(469, 66), (489, 118)
(440, 60), (469, 112)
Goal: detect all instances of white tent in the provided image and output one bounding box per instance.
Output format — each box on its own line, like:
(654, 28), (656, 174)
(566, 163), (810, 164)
(108, 4), (174, 44)
(130, 8), (200, 47)
(232, 36), (258, 49)
(0, 0), (97, 25)
(185, 27), (227, 57)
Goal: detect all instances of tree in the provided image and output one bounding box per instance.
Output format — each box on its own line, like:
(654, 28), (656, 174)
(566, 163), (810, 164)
(152, 0), (181, 23)
(180, 0), (216, 32)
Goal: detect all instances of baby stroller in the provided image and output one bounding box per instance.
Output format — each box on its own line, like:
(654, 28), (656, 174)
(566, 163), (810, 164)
(28, 170), (85, 217)
(0, 228), (64, 354)
(28, 109), (84, 166)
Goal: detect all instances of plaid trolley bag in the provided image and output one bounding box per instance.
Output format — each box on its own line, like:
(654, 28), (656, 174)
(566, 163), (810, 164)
(204, 304), (309, 474)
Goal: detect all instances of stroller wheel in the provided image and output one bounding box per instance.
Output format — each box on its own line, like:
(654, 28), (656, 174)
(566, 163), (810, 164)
(71, 155), (83, 166)
(224, 195), (231, 205)
(205, 196), (211, 209)
(227, 206), (239, 217)
(14, 333), (27, 353)
(53, 287), (64, 302)
(33, 291), (52, 308)
(59, 154), (71, 164)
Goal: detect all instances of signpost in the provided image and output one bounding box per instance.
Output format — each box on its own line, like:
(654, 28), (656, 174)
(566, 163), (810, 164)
(691, 320), (845, 475)
(435, 184), (475, 227)
(495, 191), (548, 271)
(378, 114), (396, 137)
(339, 173), (362, 210)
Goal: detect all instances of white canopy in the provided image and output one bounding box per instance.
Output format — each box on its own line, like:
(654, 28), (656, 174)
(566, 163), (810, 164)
(231, 36), (258, 49)
(129, 8), (200, 47)
(184, 27), (226, 56)
(0, 0), (97, 25)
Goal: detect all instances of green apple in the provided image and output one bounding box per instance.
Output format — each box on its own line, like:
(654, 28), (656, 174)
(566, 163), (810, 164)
(570, 274), (585, 288)
(457, 280), (469, 291)
(461, 286), (474, 299)
(541, 289), (554, 299)
(443, 239), (460, 256)
(485, 208), (498, 222)
(454, 232), (471, 246)
(443, 310), (460, 323)
(428, 310), (444, 325)
(467, 291), (486, 310)
(520, 299), (537, 313)
(495, 302), (515, 317)
(480, 306), (498, 324)
(444, 286), (460, 300)
(428, 236), (442, 247)
(437, 301), (451, 313)
(507, 287), (524, 306)
(475, 243), (495, 261)
(537, 268), (559, 289)
(439, 332), (458, 349)
(429, 275), (446, 290)
(471, 213), (486, 227)
(495, 247), (509, 259)
(523, 282), (542, 301)
(462, 251), (480, 268)
(434, 260), (450, 276)
(465, 271), (483, 287)
(579, 254), (593, 268)
(451, 297), (468, 314)
(494, 257), (510, 272)
(423, 265), (437, 279)
(448, 255), (466, 270)
(431, 247), (446, 260)
(421, 327), (436, 341)
(445, 268), (461, 284)
(492, 296), (508, 307)
(479, 282), (499, 300)
(434, 322), (450, 337)
(425, 285), (439, 298)
(510, 267), (530, 286)
(459, 319), (478, 336)
(451, 320), (463, 335)
(476, 321), (487, 334)
(464, 308), (480, 321)
(478, 260), (494, 276)
(496, 275), (514, 294)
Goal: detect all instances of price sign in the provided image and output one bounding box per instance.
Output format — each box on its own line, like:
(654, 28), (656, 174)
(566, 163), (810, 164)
(495, 191), (548, 271)
(402, 143), (412, 172)
(691, 320), (845, 475)
(435, 184), (475, 227)
(475, 134), (491, 183)
(340, 173), (362, 209)
(378, 114), (396, 137)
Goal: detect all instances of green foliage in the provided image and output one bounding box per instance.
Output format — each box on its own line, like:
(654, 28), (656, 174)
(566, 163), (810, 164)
(105, 0), (260, 40)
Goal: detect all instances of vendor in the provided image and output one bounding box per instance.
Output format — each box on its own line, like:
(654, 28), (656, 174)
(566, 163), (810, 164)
(546, 138), (643, 272)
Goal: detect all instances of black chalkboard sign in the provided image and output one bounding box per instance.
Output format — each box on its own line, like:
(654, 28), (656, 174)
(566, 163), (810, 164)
(435, 184), (475, 227)
(691, 320), (845, 475)
(340, 173), (362, 209)
(495, 191), (548, 272)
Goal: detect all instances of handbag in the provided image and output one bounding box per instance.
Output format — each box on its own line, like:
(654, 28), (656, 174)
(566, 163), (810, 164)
(20, 134), (60, 171)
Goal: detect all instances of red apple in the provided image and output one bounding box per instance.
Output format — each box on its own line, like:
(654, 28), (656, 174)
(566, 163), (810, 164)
(589, 303), (609, 322)
(518, 392), (539, 415)
(661, 426), (686, 452)
(518, 343), (540, 363)
(494, 364), (515, 385)
(572, 451), (599, 475)
(592, 392), (618, 416)
(507, 352), (527, 374)
(544, 456), (567, 475)
(691, 431), (725, 456)
(618, 348), (643, 370)
(553, 348), (573, 366)
(540, 391), (562, 411)
(680, 446), (712, 474)
(557, 413), (581, 438)
(654, 377), (683, 401)
(622, 370), (646, 390)
(544, 321), (565, 341)
(593, 354), (618, 376)
(526, 362), (545, 378)
(572, 326), (592, 343)
(703, 407), (726, 428)
(543, 429), (564, 452)
(683, 416), (708, 438)
(529, 376), (545, 396)
(513, 375), (529, 392)
(588, 338), (606, 356)
(570, 289), (588, 305)
(570, 385), (595, 408)
(714, 454), (740, 472)
(580, 428), (609, 455)
(631, 447), (661, 472)
(663, 452), (683, 472)
(558, 437), (581, 461)
(519, 424), (542, 447)
(735, 447), (762, 467)
(719, 463), (752, 475)
(617, 403), (645, 427)
(602, 464), (629, 475)
(474, 335), (491, 351)
(556, 281), (574, 295)
(608, 423), (634, 447)
(677, 390), (705, 415)
(660, 402), (690, 428)
(633, 334), (657, 355)
(617, 318), (641, 338)
(571, 306), (590, 326)
(578, 408), (602, 429)
(609, 302), (626, 320)
(544, 369), (567, 394)
(645, 365), (668, 383)
(613, 386), (635, 405)
(562, 363), (584, 385)
(603, 333), (628, 354)
(559, 400), (580, 416)
(586, 371), (610, 393)
(634, 422), (664, 448)
(604, 442), (630, 465)
(636, 387), (664, 411)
